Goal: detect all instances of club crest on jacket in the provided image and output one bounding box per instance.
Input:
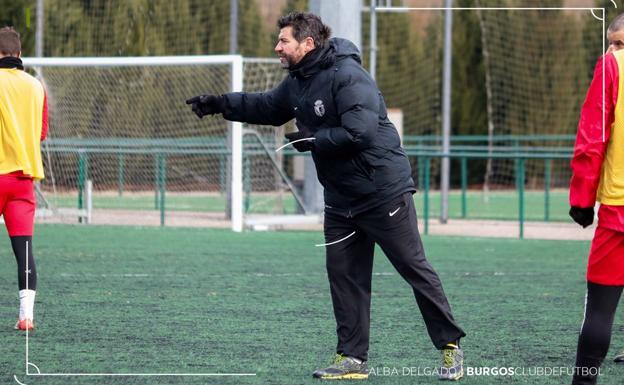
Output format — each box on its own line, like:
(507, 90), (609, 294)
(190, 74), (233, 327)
(314, 100), (325, 117)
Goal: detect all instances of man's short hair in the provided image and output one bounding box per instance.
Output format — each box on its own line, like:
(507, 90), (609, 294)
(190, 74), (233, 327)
(609, 13), (624, 33)
(277, 12), (331, 47)
(0, 26), (21, 56)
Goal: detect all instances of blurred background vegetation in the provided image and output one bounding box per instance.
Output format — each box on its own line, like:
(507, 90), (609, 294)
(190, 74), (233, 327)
(1, 0), (619, 192)
(2, 0), (616, 138)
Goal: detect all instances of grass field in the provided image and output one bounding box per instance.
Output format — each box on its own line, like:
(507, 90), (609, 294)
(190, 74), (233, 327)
(1, 225), (623, 384)
(47, 189), (570, 221)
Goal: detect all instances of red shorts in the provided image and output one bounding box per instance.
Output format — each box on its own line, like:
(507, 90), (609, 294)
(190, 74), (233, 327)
(587, 226), (624, 285)
(0, 175), (35, 236)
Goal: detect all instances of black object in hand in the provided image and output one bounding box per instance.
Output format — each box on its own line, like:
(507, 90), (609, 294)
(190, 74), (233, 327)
(569, 206), (594, 228)
(285, 122), (314, 152)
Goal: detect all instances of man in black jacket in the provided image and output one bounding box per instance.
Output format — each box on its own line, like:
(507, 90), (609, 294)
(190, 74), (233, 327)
(186, 11), (465, 381)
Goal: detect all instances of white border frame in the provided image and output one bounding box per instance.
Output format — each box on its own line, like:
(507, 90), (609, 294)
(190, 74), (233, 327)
(15, 5), (608, 381)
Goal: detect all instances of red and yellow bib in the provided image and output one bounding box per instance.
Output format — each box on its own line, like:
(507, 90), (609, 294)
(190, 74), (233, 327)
(598, 50), (624, 204)
(0, 68), (45, 180)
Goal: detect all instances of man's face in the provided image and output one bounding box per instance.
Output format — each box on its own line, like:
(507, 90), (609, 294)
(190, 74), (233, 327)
(608, 29), (624, 53)
(275, 26), (314, 68)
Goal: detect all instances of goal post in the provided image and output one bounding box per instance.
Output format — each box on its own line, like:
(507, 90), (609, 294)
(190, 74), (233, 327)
(23, 55), (268, 232)
(230, 56), (244, 232)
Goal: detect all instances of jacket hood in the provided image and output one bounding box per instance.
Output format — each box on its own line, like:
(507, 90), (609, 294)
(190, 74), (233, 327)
(288, 37), (361, 79)
(330, 37), (361, 64)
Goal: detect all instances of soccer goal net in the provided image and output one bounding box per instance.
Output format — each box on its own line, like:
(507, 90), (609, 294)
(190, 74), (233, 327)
(24, 55), (299, 231)
(365, 4), (600, 221)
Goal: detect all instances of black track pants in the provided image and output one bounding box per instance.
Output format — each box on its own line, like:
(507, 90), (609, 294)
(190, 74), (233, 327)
(323, 192), (465, 361)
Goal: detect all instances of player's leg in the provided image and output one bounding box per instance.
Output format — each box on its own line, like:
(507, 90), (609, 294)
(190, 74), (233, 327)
(573, 227), (624, 384)
(10, 236), (36, 331)
(312, 212), (373, 380)
(572, 282), (622, 385)
(356, 192), (465, 380)
(3, 177), (37, 331)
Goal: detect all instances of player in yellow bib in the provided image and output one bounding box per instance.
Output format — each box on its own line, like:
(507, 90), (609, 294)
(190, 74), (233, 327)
(0, 27), (48, 331)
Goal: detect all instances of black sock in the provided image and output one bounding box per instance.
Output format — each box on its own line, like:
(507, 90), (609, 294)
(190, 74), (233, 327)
(10, 236), (37, 291)
(573, 282), (623, 384)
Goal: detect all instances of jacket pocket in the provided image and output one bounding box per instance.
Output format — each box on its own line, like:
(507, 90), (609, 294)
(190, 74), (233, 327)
(315, 153), (377, 197)
(340, 153), (375, 192)
(352, 153), (375, 181)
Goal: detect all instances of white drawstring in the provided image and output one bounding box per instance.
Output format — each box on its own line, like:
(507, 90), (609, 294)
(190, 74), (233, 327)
(315, 231), (356, 247)
(275, 137), (316, 152)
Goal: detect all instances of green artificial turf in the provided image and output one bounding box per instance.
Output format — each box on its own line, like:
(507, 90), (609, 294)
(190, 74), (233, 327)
(1, 225), (620, 384)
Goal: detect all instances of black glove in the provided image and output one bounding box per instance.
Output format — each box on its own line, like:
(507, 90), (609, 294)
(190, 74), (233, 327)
(569, 206), (594, 228)
(284, 121), (315, 152)
(185, 94), (225, 118)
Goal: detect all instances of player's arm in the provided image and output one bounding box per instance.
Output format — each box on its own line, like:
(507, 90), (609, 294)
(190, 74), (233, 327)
(186, 78), (294, 126)
(221, 79), (293, 126)
(313, 66), (378, 157)
(569, 54), (618, 226)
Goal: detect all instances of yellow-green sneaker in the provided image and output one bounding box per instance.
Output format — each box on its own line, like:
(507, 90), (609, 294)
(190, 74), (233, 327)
(312, 354), (369, 380)
(439, 344), (464, 381)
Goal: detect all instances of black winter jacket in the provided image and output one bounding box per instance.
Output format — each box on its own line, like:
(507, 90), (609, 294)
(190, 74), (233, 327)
(222, 38), (415, 217)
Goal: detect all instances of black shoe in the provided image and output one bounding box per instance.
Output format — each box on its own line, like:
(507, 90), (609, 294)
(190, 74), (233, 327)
(614, 350), (624, 363)
(439, 343), (464, 381)
(312, 354), (369, 380)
